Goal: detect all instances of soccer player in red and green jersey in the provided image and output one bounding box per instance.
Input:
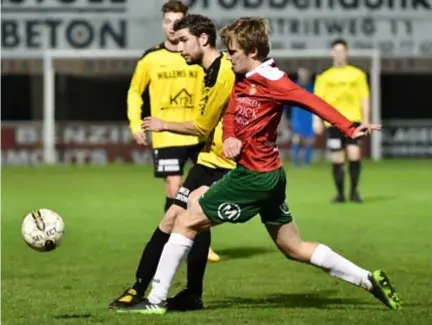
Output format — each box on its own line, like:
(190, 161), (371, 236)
(127, 17), (401, 315)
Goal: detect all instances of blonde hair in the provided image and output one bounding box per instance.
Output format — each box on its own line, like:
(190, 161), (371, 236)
(220, 17), (271, 60)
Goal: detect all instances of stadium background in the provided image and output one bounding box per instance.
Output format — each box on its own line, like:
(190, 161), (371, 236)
(2, 0), (432, 164)
(2, 2), (432, 325)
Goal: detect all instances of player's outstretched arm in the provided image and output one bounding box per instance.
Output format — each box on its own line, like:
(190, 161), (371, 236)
(142, 117), (200, 136)
(271, 76), (381, 139)
(351, 123), (381, 138)
(142, 77), (234, 137)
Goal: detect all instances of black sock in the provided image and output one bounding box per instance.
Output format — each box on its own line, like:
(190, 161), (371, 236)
(349, 160), (361, 193)
(133, 227), (169, 296)
(186, 230), (211, 297)
(332, 163), (345, 197)
(164, 197), (175, 212)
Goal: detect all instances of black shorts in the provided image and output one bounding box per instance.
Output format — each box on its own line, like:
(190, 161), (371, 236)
(153, 143), (205, 178)
(173, 164), (231, 209)
(326, 122), (361, 151)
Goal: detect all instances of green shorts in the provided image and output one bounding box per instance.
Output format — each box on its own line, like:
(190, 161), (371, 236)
(198, 165), (293, 225)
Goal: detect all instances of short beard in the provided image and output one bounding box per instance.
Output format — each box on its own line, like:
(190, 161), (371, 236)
(185, 52), (203, 66)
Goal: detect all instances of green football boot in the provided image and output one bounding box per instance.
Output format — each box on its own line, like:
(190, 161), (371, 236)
(117, 298), (167, 315)
(369, 270), (402, 310)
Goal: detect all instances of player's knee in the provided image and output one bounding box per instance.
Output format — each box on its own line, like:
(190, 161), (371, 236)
(281, 241), (316, 263)
(173, 211), (190, 231)
(183, 202), (210, 232)
(278, 239), (300, 260)
(171, 186), (210, 235)
(159, 204), (183, 233)
(346, 145), (361, 161)
(331, 150), (345, 164)
(188, 199), (203, 222)
(173, 209), (203, 237)
(165, 176), (182, 197)
(187, 193), (199, 210)
(187, 186), (209, 210)
(285, 246), (307, 262)
(274, 228), (310, 262)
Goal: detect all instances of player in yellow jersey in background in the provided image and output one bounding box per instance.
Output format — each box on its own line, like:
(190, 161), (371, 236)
(127, 0), (205, 212)
(313, 39), (370, 203)
(111, 14), (235, 312)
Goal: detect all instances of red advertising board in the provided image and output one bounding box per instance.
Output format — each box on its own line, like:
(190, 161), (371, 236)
(1, 122), (153, 165)
(1, 121), (374, 166)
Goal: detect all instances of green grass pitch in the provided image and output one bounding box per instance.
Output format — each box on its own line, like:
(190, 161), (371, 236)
(2, 160), (432, 325)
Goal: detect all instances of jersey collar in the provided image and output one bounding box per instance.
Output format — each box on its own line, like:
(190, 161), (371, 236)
(160, 42), (180, 53)
(205, 52), (223, 73)
(245, 58), (275, 78)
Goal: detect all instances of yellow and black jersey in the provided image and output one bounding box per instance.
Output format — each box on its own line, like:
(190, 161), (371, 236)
(193, 53), (236, 170)
(127, 43), (204, 149)
(314, 64), (369, 126)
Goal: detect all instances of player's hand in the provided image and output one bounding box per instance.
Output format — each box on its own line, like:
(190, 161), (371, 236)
(313, 119), (324, 135)
(142, 117), (164, 132)
(351, 123), (381, 139)
(133, 131), (148, 146)
(223, 137), (242, 159)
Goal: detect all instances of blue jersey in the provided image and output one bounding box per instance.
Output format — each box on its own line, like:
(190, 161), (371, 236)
(288, 81), (314, 137)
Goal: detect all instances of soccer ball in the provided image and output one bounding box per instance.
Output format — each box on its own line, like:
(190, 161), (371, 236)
(21, 209), (65, 252)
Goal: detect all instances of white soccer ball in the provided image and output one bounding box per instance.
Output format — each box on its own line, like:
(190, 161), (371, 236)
(21, 209), (65, 252)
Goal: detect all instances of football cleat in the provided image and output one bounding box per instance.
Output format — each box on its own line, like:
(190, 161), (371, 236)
(108, 288), (143, 309)
(350, 191), (363, 203)
(116, 298), (167, 315)
(208, 247), (221, 262)
(167, 289), (204, 311)
(331, 195), (346, 203)
(369, 270), (402, 310)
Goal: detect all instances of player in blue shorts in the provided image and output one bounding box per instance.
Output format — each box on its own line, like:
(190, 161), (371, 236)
(288, 68), (315, 166)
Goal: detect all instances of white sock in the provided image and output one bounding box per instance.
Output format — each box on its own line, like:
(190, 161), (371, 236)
(310, 244), (372, 290)
(147, 233), (194, 304)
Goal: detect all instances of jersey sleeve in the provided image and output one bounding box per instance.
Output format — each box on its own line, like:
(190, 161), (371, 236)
(222, 88), (237, 141)
(127, 57), (151, 135)
(193, 73), (234, 138)
(358, 71), (370, 99)
(269, 76), (356, 137)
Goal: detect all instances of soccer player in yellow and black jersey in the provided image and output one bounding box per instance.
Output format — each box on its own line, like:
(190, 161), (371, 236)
(127, 1), (204, 213)
(110, 14), (235, 312)
(313, 39), (370, 203)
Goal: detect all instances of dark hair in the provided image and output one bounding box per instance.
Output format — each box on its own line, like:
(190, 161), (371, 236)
(331, 38), (348, 48)
(173, 14), (217, 47)
(162, 0), (188, 15)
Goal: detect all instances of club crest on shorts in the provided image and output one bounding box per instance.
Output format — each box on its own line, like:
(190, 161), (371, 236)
(279, 202), (290, 216)
(217, 203), (241, 221)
